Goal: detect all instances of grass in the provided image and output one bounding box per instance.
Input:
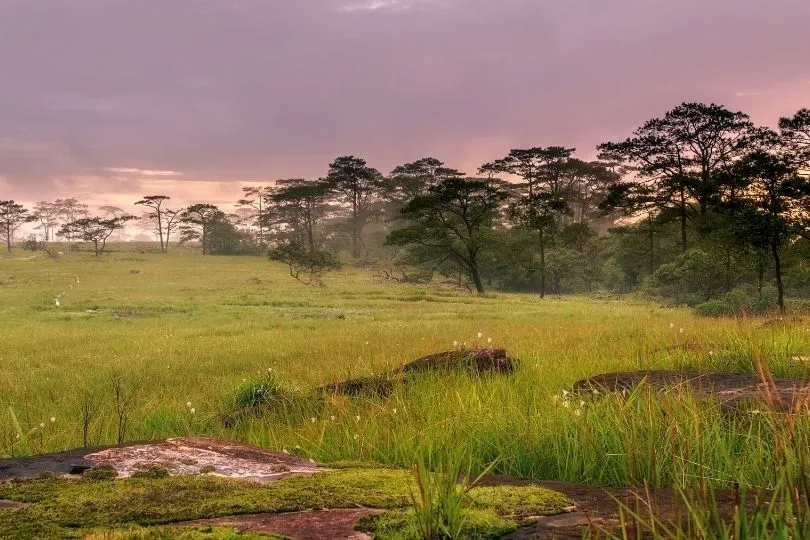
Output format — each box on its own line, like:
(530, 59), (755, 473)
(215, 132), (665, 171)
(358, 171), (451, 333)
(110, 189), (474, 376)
(0, 467), (569, 538)
(1, 244), (809, 495)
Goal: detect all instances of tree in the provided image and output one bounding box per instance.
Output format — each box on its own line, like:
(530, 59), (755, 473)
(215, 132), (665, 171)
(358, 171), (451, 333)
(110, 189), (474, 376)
(268, 242), (341, 285)
(780, 109), (810, 168)
(480, 147), (588, 297)
(236, 186), (273, 248)
(57, 216), (135, 256)
(386, 158), (463, 204)
(268, 179), (331, 249)
(135, 195), (181, 252)
(0, 201), (35, 252)
(179, 204), (226, 255)
(598, 103), (754, 253)
(32, 201), (61, 242)
(53, 198), (89, 242)
(386, 177), (509, 293)
(324, 156), (384, 258)
(731, 131), (810, 311)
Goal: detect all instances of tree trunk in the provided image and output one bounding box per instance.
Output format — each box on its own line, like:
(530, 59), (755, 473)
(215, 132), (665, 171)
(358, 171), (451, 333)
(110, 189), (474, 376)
(648, 217), (655, 275)
(539, 231), (546, 299)
(470, 262), (485, 294)
(772, 241), (785, 313)
(679, 189), (687, 254)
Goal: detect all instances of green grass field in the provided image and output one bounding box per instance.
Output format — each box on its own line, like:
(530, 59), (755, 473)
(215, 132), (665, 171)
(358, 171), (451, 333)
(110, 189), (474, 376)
(1, 245), (808, 491)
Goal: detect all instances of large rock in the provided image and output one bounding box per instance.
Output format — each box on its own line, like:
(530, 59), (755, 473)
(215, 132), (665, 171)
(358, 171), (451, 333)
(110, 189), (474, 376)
(0, 437), (321, 483)
(317, 348), (518, 397)
(574, 370), (810, 410)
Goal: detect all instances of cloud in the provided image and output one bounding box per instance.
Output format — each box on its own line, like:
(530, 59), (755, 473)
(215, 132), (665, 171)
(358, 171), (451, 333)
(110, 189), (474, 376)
(1, 0), (809, 207)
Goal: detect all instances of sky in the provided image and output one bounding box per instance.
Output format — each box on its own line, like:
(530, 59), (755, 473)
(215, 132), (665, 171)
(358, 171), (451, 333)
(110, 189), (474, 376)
(1, 0), (809, 211)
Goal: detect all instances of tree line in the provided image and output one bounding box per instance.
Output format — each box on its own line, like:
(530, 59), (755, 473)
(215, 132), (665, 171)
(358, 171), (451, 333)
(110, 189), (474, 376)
(2, 102), (808, 312)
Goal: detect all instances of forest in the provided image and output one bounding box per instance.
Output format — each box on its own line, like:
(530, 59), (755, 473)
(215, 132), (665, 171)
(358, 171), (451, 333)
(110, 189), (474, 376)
(3, 102), (810, 314)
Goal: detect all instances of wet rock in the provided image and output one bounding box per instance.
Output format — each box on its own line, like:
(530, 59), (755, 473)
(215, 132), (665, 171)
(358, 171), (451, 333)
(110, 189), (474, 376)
(182, 508), (382, 540)
(573, 370), (810, 410)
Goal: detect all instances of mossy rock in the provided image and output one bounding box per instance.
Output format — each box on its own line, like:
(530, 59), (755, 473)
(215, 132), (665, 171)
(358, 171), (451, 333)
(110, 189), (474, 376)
(0, 467), (570, 538)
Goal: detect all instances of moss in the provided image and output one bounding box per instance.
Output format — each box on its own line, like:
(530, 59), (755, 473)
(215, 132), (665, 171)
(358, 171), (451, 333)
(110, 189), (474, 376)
(467, 485), (572, 519)
(83, 464), (119, 481)
(132, 466), (172, 479)
(0, 468), (571, 539)
(84, 525), (289, 539)
(357, 508), (516, 539)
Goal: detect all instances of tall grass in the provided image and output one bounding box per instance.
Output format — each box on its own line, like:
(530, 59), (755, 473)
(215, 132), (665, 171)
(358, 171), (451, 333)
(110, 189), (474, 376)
(1, 246), (808, 494)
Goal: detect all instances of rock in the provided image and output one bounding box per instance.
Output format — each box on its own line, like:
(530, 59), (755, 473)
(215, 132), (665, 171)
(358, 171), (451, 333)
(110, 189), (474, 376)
(401, 348), (517, 374)
(0, 437), (323, 483)
(316, 348), (518, 397)
(0, 500), (29, 511)
(68, 462), (92, 475)
(84, 437), (321, 482)
(181, 509), (382, 540)
(574, 370), (810, 410)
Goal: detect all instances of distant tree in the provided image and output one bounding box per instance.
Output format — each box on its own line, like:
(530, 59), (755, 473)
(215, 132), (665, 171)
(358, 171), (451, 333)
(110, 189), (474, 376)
(32, 201), (61, 242)
(480, 147), (587, 297)
(324, 156), (384, 258)
(179, 204), (226, 255)
(730, 130), (810, 311)
(0, 201), (35, 252)
(53, 198), (89, 243)
(269, 179), (331, 249)
(268, 242), (341, 285)
(98, 206), (126, 218)
(779, 108), (810, 158)
(57, 215), (135, 256)
(236, 186), (273, 248)
(598, 103), (754, 253)
(135, 195), (181, 252)
(387, 177), (509, 293)
(386, 158), (464, 204)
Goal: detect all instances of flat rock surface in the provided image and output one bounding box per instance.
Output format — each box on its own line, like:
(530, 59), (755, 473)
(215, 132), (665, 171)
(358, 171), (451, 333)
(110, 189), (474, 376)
(184, 508), (381, 539)
(1, 437), (321, 482)
(574, 370), (810, 409)
(488, 476), (751, 539)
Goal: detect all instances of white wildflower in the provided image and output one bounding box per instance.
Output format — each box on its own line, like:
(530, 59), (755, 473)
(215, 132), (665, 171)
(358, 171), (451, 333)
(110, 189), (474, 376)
(186, 402), (192, 408)
(39, 422), (45, 428)
(355, 415), (360, 422)
(679, 328), (684, 334)
(487, 337), (493, 344)
(50, 417), (56, 423)
(580, 401), (586, 408)
(669, 322), (675, 329)
(453, 341), (459, 348)
(190, 408), (196, 414)
(54, 299), (61, 307)
(477, 332), (483, 339)
(310, 417), (316, 423)
(330, 415), (336, 421)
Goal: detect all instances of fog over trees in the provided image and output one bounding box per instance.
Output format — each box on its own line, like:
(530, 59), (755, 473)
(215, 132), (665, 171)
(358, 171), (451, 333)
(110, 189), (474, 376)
(5, 102), (810, 313)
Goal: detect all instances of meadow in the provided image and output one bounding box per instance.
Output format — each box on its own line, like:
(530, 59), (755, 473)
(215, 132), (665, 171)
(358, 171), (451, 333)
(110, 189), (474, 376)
(1, 244), (809, 493)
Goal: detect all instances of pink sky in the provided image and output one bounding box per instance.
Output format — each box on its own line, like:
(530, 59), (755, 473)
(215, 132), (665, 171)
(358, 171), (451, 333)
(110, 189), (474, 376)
(1, 0), (808, 214)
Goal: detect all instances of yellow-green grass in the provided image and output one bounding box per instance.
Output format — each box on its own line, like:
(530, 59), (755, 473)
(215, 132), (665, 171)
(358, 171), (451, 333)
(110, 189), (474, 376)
(1, 245), (808, 489)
